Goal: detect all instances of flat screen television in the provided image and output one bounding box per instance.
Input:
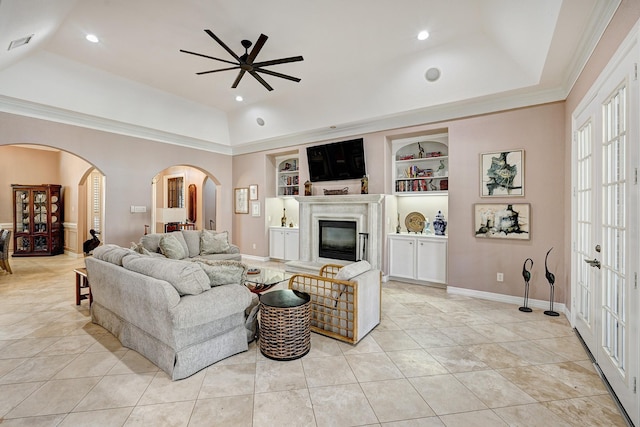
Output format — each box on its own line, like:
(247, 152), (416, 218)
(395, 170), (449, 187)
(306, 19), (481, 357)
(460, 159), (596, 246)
(306, 138), (366, 182)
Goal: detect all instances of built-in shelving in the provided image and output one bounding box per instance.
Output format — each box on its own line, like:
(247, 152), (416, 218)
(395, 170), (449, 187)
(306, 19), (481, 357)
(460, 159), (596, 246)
(277, 157), (299, 197)
(393, 138), (448, 195)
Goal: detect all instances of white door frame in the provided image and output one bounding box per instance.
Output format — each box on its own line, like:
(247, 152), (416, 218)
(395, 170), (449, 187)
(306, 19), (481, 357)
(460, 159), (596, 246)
(571, 21), (640, 426)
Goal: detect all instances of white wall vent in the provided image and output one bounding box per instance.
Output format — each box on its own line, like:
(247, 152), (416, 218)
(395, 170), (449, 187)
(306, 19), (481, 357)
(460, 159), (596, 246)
(8, 34), (34, 51)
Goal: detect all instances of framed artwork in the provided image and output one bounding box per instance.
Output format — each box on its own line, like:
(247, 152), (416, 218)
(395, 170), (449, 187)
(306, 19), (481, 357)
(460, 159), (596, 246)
(249, 184), (258, 200)
(251, 201), (261, 217)
(480, 149), (524, 197)
(234, 188), (249, 214)
(474, 203), (530, 240)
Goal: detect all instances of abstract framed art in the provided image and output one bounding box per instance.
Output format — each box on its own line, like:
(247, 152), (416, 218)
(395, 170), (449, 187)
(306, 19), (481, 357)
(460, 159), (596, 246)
(474, 203), (530, 240)
(480, 149), (524, 197)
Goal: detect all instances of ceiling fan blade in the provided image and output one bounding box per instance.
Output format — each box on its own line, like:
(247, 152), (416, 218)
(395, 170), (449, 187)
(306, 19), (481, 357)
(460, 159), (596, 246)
(179, 49), (238, 66)
(249, 71), (274, 91)
(231, 70), (247, 88)
(204, 29), (241, 61)
(252, 56), (304, 68)
(196, 66), (240, 75)
(246, 34), (268, 64)
(254, 67), (301, 82)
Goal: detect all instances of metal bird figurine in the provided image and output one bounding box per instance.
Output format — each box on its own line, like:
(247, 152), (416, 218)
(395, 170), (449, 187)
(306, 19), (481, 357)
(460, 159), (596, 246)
(544, 247), (559, 316)
(82, 229), (100, 255)
(519, 258), (533, 312)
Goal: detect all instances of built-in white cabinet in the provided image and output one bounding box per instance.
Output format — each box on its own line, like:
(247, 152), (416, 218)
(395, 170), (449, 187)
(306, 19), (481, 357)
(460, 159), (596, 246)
(392, 135), (448, 195)
(388, 234), (447, 284)
(269, 227), (299, 260)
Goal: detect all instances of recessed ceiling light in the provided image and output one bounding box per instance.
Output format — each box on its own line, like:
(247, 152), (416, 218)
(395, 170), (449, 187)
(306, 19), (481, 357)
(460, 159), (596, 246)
(425, 67), (441, 82)
(417, 30), (429, 41)
(85, 34), (99, 43)
(256, 117), (265, 126)
(235, 95), (243, 102)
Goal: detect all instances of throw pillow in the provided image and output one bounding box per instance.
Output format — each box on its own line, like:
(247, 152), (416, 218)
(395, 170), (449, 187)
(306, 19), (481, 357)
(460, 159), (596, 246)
(122, 256), (210, 296)
(93, 244), (138, 266)
(335, 260), (371, 281)
(192, 258), (247, 286)
(200, 230), (231, 255)
(130, 242), (152, 256)
(159, 234), (187, 259)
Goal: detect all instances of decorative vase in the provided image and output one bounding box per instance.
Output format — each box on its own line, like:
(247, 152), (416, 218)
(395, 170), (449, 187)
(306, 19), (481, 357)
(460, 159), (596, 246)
(281, 208), (287, 227)
(433, 210), (447, 236)
(396, 213), (401, 233)
(361, 175), (369, 194)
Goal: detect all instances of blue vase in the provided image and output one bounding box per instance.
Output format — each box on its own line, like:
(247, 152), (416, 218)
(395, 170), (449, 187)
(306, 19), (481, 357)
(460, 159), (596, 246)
(433, 211), (447, 236)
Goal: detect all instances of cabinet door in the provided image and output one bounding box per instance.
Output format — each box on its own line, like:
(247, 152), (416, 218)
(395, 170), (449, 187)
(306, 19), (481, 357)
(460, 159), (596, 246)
(388, 237), (416, 279)
(269, 229), (285, 259)
(284, 230), (299, 260)
(416, 239), (447, 284)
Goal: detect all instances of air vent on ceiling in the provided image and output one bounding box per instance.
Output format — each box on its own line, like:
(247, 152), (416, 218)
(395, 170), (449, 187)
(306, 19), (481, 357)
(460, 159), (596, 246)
(8, 34), (34, 51)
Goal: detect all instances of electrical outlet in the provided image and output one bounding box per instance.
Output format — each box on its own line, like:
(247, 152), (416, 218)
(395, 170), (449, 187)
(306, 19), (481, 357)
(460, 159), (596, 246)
(252, 243), (257, 249)
(497, 272), (504, 282)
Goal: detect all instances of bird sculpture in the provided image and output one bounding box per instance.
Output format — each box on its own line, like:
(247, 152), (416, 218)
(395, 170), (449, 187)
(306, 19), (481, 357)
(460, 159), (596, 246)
(519, 258), (533, 312)
(82, 229), (100, 255)
(544, 247), (559, 316)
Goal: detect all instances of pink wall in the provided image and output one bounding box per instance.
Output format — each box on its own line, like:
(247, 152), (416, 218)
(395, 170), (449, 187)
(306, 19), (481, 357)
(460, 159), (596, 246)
(232, 106), (565, 304)
(0, 146), (60, 224)
(448, 103), (566, 301)
(0, 112), (234, 248)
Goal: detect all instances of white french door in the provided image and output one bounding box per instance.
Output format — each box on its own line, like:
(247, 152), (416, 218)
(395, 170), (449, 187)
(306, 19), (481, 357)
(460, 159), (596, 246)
(572, 43), (639, 426)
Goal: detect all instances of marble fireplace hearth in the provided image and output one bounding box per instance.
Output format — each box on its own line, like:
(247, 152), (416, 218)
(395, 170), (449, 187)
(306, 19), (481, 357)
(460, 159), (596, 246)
(285, 194), (384, 274)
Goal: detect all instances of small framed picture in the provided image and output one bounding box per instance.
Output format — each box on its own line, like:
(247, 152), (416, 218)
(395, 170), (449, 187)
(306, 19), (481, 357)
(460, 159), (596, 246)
(234, 188), (249, 214)
(474, 203), (530, 240)
(251, 201), (261, 217)
(249, 184), (258, 200)
(480, 149), (524, 197)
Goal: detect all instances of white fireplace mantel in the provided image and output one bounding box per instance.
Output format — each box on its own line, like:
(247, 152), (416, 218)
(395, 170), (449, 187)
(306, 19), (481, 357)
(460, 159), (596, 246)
(286, 194), (385, 274)
(295, 194), (385, 205)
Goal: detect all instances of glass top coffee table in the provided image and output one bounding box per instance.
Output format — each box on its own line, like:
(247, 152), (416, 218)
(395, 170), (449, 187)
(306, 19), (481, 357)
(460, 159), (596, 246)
(245, 267), (292, 293)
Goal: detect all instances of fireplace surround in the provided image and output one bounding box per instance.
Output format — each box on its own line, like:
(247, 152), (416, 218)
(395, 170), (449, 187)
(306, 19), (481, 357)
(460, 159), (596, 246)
(285, 194), (384, 274)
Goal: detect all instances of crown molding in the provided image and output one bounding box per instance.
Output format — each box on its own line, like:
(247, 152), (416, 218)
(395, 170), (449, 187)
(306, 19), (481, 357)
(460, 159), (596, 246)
(230, 85), (568, 155)
(0, 95), (233, 155)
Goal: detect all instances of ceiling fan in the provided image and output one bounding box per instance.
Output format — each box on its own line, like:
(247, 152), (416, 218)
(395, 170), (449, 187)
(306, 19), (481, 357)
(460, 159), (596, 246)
(180, 29), (304, 91)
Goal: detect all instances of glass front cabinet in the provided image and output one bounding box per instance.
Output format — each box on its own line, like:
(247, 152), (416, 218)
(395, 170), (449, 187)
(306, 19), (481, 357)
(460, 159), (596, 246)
(12, 184), (63, 256)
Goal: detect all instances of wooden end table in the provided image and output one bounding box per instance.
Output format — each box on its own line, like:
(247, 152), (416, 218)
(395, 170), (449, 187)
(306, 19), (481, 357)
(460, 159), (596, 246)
(74, 267), (92, 305)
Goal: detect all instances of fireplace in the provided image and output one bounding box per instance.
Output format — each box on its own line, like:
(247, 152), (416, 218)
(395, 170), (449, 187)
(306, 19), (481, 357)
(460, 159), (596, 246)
(285, 194), (384, 274)
(318, 220), (357, 261)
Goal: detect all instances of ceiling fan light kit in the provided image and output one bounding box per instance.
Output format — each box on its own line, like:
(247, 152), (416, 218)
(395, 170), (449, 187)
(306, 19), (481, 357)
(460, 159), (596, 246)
(180, 29), (304, 91)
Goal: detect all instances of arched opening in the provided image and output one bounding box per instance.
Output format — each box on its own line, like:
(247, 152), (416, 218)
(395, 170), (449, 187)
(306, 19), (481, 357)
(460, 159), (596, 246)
(151, 165), (219, 233)
(0, 144), (106, 257)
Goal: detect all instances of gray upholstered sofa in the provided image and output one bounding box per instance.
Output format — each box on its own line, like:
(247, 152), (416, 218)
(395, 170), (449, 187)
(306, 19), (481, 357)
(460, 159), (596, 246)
(136, 229), (241, 261)
(85, 244), (258, 380)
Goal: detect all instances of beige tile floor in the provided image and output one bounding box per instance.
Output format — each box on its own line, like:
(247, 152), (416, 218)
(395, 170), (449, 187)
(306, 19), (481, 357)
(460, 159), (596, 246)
(0, 255), (629, 427)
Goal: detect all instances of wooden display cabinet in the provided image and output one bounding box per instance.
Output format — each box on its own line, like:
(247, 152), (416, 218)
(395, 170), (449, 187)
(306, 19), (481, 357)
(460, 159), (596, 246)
(12, 184), (64, 256)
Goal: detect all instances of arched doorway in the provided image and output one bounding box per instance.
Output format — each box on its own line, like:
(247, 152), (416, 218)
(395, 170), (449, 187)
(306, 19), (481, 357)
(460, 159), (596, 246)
(151, 165), (219, 233)
(0, 144), (105, 256)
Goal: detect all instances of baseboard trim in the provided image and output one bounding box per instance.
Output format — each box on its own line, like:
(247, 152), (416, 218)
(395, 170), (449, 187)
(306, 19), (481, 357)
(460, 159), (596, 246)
(241, 254), (270, 262)
(447, 285), (567, 313)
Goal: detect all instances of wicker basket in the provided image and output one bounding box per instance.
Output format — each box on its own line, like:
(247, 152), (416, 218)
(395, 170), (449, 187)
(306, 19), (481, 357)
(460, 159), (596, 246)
(259, 291), (311, 360)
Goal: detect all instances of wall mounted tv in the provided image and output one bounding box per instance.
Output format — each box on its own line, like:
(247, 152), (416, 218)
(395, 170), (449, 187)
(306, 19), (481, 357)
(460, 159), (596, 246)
(306, 138), (366, 182)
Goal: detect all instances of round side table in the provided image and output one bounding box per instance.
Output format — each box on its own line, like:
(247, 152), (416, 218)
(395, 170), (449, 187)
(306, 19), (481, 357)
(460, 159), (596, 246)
(259, 289), (311, 360)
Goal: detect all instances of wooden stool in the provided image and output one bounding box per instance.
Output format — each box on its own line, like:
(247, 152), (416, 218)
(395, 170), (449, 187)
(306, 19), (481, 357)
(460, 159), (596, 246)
(74, 267), (92, 305)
